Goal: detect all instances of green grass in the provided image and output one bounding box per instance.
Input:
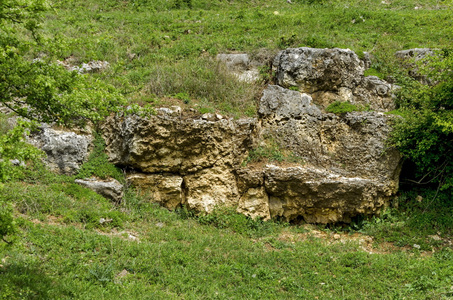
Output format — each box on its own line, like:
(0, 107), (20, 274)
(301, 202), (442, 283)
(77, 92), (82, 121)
(40, 0), (452, 117)
(1, 166), (453, 299)
(2, 0), (453, 298)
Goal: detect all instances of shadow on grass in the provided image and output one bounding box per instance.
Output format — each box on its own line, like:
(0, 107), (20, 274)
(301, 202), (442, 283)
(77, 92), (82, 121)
(0, 263), (67, 299)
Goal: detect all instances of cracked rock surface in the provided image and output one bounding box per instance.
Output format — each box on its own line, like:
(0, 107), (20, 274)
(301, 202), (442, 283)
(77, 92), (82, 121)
(30, 47), (403, 223)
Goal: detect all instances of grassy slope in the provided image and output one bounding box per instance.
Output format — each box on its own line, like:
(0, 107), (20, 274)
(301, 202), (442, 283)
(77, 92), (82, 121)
(44, 0), (452, 116)
(1, 169), (453, 299)
(1, 0), (453, 298)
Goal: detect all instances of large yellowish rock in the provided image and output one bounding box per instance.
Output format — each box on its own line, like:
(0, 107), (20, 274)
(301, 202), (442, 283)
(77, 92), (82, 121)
(237, 187), (270, 220)
(102, 111), (257, 174)
(184, 166), (239, 213)
(126, 173), (183, 210)
(264, 165), (392, 223)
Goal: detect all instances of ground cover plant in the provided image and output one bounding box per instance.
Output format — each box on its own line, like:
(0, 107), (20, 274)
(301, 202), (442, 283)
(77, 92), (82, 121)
(41, 0), (452, 116)
(1, 168), (453, 299)
(1, 0), (453, 298)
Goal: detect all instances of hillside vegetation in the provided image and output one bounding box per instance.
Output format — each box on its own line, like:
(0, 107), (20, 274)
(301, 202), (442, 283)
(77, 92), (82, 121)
(1, 0), (453, 298)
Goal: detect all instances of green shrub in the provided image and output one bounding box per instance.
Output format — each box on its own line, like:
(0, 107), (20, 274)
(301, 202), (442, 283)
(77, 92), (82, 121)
(0, 195), (16, 244)
(390, 51), (453, 192)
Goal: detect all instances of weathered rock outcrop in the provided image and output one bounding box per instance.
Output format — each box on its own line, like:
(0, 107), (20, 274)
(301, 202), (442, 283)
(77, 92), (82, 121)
(232, 84), (402, 223)
(27, 47), (403, 223)
(273, 47), (396, 111)
(28, 125), (92, 175)
(102, 110), (257, 213)
(101, 110), (257, 174)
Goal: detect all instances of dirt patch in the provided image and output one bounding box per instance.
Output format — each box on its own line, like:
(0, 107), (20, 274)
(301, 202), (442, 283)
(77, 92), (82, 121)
(272, 225), (437, 255)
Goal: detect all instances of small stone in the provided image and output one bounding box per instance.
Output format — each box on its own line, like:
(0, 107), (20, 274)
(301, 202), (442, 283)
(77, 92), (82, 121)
(156, 222), (165, 228)
(333, 234), (341, 240)
(117, 269), (129, 278)
(75, 178), (124, 203)
(428, 235), (442, 241)
(202, 113), (214, 120)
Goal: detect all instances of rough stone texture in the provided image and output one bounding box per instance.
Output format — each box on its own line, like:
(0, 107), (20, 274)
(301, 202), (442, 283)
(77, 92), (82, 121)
(273, 47), (396, 111)
(127, 173), (183, 210)
(237, 187), (270, 220)
(28, 125), (92, 175)
(395, 48), (435, 61)
(75, 177), (124, 202)
(237, 85), (402, 222)
(273, 47), (365, 92)
(95, 47), (403, 223)
(259, 85), (401, 183)
(102, 112), (257, 213)
(264, 165), (391, 223)
(102, 113), (257, 174)
(216, 53), (260, 83)
(184, 166), (239, 213)
(258, 85), (321, 120)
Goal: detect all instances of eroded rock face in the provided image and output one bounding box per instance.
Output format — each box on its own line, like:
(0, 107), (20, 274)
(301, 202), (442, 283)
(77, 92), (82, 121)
(102, 112), (257, 174)
(86, 47), (402, 223)
(273, 47), (396, 111)
(127, 173), (183, 210)
(236, 84), (401, 223)
(102, 112), (257, 213)
(28, 125), (92, 175)
(259, 85), (401, 181)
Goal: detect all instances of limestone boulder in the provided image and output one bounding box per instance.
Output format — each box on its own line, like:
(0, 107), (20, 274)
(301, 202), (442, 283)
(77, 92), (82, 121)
(101, 113), (257, 174)
(273, 47), (396, 111)
(237, 84), (402, 223)
(259, 85), (401, 183)
(75, 177), (124, 203)
(184, 166), (239, 213)
(273, 47), (365, 92)
(264, 165), (391, 223)
(127, 173), (183, 210)
(28, 125), (92, 175)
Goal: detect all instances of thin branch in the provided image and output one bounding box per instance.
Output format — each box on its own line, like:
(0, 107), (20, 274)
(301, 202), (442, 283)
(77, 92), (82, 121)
(2, 237), (12, 245)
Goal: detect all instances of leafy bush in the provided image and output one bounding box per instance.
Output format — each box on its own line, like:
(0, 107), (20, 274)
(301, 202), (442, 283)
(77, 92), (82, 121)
(390, 51), (453, 191)
(0, 120), (43, 183)
(0, 0), (127, 127)
(0, 195), (16, 244)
